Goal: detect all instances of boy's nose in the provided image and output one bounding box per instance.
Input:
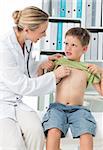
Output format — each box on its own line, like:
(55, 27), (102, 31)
(66, 46), (71, 51)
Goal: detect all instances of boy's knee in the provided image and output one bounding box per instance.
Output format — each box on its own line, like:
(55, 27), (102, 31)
(48, 128), (61, 137)
(80, 133), (93, 139)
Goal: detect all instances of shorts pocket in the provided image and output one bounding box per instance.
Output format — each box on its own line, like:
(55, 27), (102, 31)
(84, 110), (96, 124)
(42, 110), (50, 123)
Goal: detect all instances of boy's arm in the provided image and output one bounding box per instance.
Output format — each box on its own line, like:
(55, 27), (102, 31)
(48, 53), (63, 61)
(93, 82), (103, 96)
(87, 63), (103, 96)
(93, 71), (103, 96)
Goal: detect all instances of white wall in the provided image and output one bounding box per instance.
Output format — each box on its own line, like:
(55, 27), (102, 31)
(0, 0), (42, 36)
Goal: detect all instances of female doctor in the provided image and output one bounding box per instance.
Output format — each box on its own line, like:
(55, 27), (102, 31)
(0, 6), (70, 150)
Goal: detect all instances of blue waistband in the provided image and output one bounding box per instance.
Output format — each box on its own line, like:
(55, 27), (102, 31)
(49, 103), (90, 112)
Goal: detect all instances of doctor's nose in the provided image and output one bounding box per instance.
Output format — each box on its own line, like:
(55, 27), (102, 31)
(43, 32), (46, 37)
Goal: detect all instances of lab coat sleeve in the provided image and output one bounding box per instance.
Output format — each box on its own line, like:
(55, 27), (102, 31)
(0, 45), (56, 96)
(30, 58), (48, 77)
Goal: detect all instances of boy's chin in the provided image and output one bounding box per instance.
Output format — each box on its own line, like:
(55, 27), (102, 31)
(67, 57), (75, 61)
(67, 56), (80, 61)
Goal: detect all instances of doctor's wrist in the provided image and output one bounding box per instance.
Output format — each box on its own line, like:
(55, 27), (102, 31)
(37, 67), (44, 76)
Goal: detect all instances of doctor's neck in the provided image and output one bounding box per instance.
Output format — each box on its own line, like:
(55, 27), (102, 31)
(14, 27), (25, 49)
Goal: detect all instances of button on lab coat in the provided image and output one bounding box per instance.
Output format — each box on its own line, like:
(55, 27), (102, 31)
(0, 28), (56, 120)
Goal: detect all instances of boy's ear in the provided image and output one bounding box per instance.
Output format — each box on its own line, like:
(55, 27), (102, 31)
(83, 46), (88, 53)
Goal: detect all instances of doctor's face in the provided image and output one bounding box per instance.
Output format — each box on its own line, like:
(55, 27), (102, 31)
(25, 21), (48, 43)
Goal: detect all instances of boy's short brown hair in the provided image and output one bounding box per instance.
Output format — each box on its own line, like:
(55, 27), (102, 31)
(65, 27), (90, 46)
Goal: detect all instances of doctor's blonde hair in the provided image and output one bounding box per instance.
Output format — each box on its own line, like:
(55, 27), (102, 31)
(12, 6), (49, 31)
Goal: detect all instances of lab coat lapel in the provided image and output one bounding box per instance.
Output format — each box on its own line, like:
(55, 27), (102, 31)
(10, 28), (25, 72)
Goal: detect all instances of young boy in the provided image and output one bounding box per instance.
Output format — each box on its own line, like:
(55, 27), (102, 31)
(38, 27), (103, 150)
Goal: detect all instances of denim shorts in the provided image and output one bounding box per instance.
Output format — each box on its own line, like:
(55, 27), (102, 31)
(42, 103), (96, 138)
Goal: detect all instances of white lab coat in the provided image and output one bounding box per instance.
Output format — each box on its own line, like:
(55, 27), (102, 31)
(0, 28), (56, 120)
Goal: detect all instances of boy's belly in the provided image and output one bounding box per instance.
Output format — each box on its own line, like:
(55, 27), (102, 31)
(56, 70), (87, 105)
(56, 92), (84, 105)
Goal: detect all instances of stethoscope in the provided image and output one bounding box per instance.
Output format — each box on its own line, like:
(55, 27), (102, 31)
(25, 42), (33, 78)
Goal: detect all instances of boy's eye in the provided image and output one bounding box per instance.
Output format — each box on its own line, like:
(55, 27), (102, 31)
(72, 43), (77, 47)
(64, 42), (68, 46)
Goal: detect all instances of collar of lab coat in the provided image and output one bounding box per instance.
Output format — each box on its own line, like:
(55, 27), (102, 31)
(9, 27), (32, 57)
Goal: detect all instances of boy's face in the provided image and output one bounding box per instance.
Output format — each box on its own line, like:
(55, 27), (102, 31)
(64, 35), (87, 61)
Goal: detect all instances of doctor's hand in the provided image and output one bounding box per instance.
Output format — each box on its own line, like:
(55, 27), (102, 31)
(40, 60), (54, 71)
(37, 60), (54, 76)
(54, 66), (71, 81)
(48, 53), (63, 61)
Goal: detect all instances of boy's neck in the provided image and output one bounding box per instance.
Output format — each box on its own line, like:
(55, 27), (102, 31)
(65, 57), (81, 62)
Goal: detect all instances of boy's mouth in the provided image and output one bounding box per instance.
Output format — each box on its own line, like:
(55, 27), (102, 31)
(66, 52), (72, 56)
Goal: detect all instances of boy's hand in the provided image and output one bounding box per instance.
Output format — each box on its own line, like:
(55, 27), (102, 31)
(48, 53), (63, 61)
(87, 63), (103, 75)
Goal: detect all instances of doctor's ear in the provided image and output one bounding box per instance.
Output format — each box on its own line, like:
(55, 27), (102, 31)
(23, 27), (29, 33)
(23, 27), (29, 40)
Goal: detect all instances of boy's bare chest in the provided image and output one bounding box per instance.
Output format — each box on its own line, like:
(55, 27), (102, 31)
(60, 68), (87, 87)
(70, 68), (87, 79)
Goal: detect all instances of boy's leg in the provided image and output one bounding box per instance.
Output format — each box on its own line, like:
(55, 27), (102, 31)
(80, 133), (93, 150)
(69, 107), (96, 150)
(42, 104), (68, 150)
(46, 128), (62, 150)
